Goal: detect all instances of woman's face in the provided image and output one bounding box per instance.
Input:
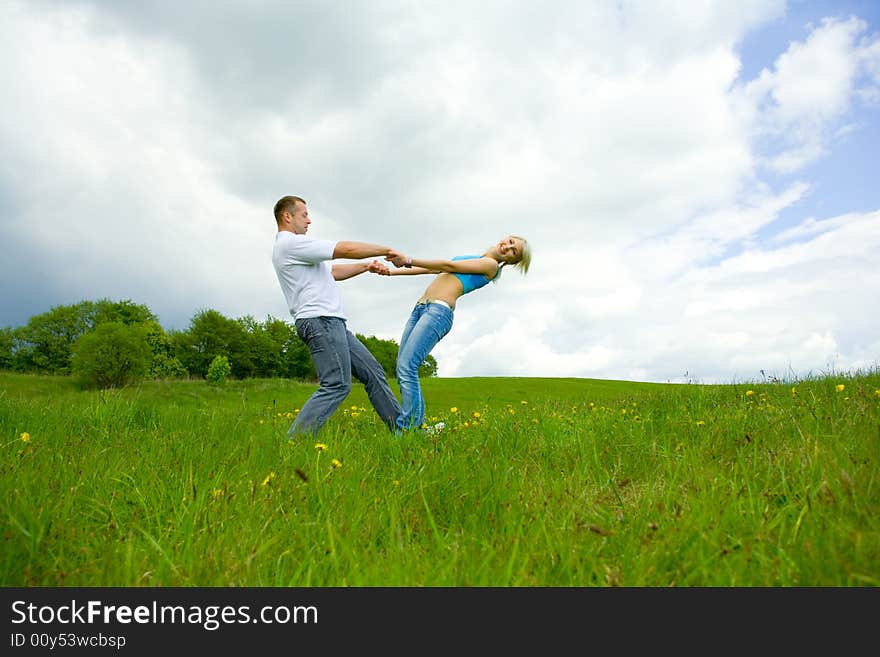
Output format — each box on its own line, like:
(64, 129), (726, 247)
(497, 236), (524, 264)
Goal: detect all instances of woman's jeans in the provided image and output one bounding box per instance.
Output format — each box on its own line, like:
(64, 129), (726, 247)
(395, 301), (454, 431)
(290, 316), (401, 437)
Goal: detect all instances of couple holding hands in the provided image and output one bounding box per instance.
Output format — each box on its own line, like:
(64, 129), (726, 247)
(272, 195), (531, 438)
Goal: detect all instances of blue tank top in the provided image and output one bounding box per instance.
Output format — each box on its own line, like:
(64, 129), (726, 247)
(451, 255), (500, 295)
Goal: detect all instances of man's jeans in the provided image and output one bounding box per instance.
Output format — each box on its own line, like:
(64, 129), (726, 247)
(395, 301), (454, 431)
(290, 316), (401, 437)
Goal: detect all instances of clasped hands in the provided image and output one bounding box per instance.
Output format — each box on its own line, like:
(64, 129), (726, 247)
(367, 249), (410, 276)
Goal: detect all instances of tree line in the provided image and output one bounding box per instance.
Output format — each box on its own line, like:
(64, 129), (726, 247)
(0, 299), (437, 387)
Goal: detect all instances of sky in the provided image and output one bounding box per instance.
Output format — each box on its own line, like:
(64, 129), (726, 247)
(1, 0), (878, 384)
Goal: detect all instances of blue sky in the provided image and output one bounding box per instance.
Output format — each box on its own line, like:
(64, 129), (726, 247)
(1, 1), (878, 383)
(738, 0), (880, 230)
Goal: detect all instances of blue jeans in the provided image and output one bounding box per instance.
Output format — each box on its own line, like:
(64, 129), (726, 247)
(290, 316), (401, 437)
(395, 301), (454, 431)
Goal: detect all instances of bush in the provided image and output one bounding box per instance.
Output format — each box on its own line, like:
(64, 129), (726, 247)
(150, 352), (189, 379)
(71, 322), (152, 389)
(206, 354), (232, 385)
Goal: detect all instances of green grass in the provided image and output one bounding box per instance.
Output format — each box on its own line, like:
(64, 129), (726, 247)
(1, 370), (878, 586)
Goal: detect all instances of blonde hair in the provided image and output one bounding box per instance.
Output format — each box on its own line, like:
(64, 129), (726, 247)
(510, 235), (531, 275)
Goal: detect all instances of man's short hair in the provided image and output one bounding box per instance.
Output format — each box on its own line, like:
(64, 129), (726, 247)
(274, 195), (306, 224)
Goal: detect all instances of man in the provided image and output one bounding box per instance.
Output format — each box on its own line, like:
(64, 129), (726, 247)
(272, 195), (407, 437)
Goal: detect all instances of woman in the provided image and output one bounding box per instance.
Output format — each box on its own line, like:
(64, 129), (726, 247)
(386, 235), (531, 433)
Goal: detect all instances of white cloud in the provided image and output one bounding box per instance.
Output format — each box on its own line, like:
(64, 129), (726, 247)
(736, 15), (880, 172)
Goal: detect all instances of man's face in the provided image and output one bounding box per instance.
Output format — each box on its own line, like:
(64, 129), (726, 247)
(287, 201), (311, 235)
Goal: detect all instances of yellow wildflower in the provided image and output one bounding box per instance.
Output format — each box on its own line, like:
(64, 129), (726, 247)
(450, 407), (458, 413)
(791, 387), (797, 397)
(331, 459), (342, 468)
(350, 405), (359, 410)
(746, 390), (754, 397)
(20, 432), (31, 443)
(350, 412), (360, 418)
(695, 420), (705, 426)
(472, 411), (481, 419)
(521, 400), (528, 405)
(315, 443), (327, 451)
(261, 472), (276, 486)
(835, 384), (845, 392)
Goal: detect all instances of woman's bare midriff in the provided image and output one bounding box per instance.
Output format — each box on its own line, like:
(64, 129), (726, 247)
(418, 273), (465, 309)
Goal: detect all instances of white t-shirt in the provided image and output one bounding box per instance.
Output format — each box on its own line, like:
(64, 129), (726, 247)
(272, 231), (344, 321)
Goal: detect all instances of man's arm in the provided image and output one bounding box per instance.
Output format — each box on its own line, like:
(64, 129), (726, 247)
(332, 260), (391, 281)
(333, 241), (406, 261)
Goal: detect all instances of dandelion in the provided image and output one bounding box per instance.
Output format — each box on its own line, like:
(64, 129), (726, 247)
(450, 407), (458, 414)
(331, 459), (342, 469)
(746, 390), (754, 397)
(508, 408), (515, 415)
(836, 384), (845, 392)
(350, 412), (360, 418)
(20, 432), (31, 443)
(875, 389), (880, 397)
(315, 443), (327, 451)
(520, 400), (528, 405)
(791, 387), (797, 398)
(285, 412), (294, 419)
(695, 420), (706, 426)
(350, 405), (359, 411)
(261, 472), (276, 486)
(472, 411), (481, 419)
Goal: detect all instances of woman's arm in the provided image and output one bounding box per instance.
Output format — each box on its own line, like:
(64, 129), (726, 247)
(396, 256), (497, 277)
(389, 266), (438, 276)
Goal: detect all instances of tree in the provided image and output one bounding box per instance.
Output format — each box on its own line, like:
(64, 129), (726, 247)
(0, 327), (14, 370)
(14, 302), (94, 373)
(71, 322), (152, 389)
(91, 299), (157, 327)
(144, 320), (187, 379)
(173, 309), (249, 378)
(8, 299), (156, 374)
(206, 354), (232, 385)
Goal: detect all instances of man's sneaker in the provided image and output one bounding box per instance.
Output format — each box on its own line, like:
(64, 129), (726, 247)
(425, 422), (446, 436)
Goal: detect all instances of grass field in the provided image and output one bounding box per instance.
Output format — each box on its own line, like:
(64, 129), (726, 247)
(2, 370), (878, 586)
